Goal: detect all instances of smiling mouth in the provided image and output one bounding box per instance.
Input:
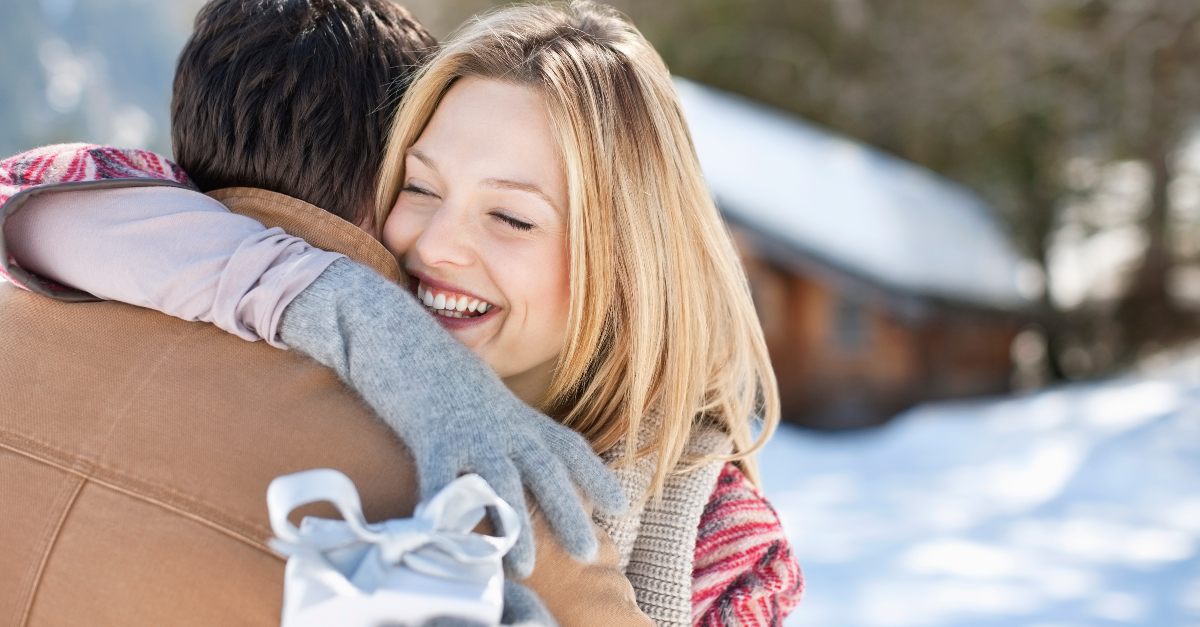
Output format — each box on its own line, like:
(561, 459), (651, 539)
(416, 281), (495, 320)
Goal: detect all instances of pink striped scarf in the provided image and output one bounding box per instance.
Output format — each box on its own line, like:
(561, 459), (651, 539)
(693, 464), (804, 625)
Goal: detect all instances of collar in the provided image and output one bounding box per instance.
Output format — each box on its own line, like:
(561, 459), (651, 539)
(207, 187), (402, 284)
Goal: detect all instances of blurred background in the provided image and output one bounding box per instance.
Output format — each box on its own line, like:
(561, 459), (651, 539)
(2, 0), (1197, 625)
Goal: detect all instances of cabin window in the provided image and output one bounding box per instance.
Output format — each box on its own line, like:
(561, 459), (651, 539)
(832, 295), (870, 351)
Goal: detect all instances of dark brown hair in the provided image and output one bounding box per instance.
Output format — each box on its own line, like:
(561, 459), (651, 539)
(171, 0), (435, 228)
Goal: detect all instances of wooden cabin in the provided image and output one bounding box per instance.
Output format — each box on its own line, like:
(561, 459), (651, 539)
(676, 79), (1039, 429)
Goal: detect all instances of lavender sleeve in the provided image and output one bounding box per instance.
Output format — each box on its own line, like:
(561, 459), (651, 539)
(2, 186), (343, 348)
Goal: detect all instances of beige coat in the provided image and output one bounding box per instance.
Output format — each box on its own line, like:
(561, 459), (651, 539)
(0, 186), (650, 627)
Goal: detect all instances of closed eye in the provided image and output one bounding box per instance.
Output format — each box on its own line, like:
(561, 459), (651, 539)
(401, 184), (438, 198)
(491, 211), (535, 232)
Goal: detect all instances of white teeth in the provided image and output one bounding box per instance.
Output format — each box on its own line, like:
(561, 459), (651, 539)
(418, 281), (493, 317)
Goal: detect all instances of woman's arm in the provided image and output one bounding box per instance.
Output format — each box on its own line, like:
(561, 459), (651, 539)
(5, 186), (338, 347)
(277, 257), (628, 575)
(1, 177), (626, 577)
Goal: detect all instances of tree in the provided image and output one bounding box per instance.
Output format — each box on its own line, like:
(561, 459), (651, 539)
(609, 0), (1200, 370)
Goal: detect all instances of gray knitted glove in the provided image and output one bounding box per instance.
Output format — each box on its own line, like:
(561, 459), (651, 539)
(278, 258), (627, 577)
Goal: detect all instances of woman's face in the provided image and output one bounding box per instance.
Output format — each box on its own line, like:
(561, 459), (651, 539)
(381, 77), (571, 403)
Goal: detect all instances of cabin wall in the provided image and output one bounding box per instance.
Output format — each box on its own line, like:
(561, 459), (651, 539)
(734, 229), (1021, 429)
(917, 314), (1021, 398)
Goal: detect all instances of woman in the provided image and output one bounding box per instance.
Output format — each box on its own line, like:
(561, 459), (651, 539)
(1, 2), (801, 623)
(376, 7), (800, 623)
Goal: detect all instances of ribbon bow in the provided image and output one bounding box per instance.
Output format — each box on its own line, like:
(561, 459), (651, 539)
(267, 469), (520, 627)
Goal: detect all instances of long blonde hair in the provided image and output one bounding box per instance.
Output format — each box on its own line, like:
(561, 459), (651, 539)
(376, 1), (779, 496)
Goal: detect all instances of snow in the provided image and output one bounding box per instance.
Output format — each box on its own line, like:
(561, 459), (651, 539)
(760, 355), (1200, 626)
(674, 78), (1040, 310)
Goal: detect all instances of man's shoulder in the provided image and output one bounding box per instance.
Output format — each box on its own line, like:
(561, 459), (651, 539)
(0, 282), (421, 541)
(0, 280), (261, 359)
(0, 281), (342, 403)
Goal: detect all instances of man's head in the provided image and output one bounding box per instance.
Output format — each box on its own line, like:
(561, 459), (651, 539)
(171, 0), (435, 229)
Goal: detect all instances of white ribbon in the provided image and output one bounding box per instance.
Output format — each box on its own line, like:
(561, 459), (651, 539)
(267, 469), (520, 627)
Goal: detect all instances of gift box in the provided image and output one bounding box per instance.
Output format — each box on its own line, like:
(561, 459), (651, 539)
(266, 469), (520, 627)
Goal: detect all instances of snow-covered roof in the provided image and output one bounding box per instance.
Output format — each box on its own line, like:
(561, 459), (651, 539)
(674, 77), (1040, 310)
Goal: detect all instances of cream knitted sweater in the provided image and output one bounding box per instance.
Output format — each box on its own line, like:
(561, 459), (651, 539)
(595, 415), (731, 626)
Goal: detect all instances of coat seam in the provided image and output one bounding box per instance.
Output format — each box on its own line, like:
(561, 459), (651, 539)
(89, 323), (190, 476)
(0, 440), (282, 559)
(19, 475), (85, 627)
(0, 430), (274, 541)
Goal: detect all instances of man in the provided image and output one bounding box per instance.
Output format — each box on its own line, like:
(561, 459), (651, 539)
(0, 1), (645, 625)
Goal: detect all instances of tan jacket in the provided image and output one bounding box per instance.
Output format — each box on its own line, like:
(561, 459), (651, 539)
(0, 186), (650, 627)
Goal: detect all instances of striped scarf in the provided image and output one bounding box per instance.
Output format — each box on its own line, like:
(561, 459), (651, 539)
(597, 415), (803, 626)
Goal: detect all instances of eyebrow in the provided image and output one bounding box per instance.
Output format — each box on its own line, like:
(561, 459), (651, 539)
(406, 147), (560, 214)
(483, 178), (560, 213)
(406, 147), (438, 171)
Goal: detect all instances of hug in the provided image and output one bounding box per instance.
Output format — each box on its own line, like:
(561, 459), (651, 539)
(0, 1), (801, 625)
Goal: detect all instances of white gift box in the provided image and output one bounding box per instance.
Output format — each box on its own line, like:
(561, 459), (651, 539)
(266, 469), (520, 627)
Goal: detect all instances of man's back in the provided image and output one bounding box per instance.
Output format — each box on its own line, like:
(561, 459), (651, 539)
(0, 285), (420, 625)
(0, 184), (650, 626)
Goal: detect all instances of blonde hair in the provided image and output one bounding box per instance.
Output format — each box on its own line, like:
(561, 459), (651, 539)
(375, 1), (780, 496)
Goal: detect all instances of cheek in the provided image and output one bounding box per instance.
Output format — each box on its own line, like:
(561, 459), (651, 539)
(546, 257), (571, 329)
(510, 244), (570, 337)
(381, 204), (424, 257)
(481, 236), (567, 325)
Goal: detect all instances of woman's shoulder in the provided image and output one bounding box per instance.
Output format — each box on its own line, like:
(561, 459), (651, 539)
(692, 463), (804, 624)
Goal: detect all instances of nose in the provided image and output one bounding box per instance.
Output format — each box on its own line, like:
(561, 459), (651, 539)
(410, 204), (475, 269)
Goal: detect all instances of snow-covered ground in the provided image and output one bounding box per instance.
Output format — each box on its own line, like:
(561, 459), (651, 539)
(761, 354), (1200, 627)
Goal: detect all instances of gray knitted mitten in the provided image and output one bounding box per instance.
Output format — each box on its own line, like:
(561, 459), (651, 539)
(278, 259), (626, 577)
